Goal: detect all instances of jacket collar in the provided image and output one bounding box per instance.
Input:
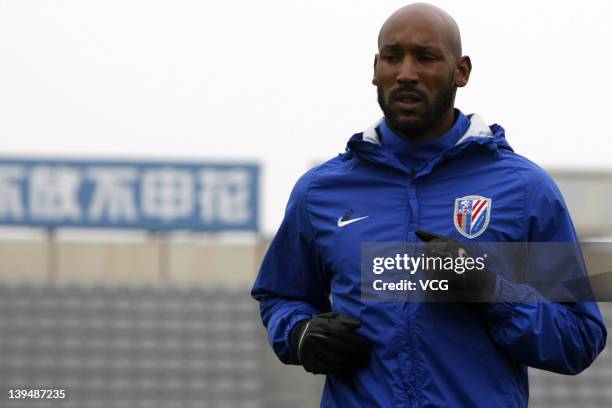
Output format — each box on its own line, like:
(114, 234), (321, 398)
(347, 113), (511, 176)
(362, 113), (493, 146)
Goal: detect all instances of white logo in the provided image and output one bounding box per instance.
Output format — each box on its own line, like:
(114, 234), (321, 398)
(337, 215), (369, 227)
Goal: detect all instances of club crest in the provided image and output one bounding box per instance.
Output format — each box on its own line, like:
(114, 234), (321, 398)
(454, 195), (492, 239)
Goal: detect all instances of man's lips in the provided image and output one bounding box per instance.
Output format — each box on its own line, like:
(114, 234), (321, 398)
(395, 100), (419, 108)
(389, 90), (425, 110)
(391, 91), (424, 103)
(391, 96), (423, 110)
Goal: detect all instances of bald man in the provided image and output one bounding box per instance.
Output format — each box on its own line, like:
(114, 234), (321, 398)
(374, 3), (468, 143)
(252, 3), (606, 407)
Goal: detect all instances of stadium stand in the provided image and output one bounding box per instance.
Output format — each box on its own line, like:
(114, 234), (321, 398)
(0, 280), (610, 407)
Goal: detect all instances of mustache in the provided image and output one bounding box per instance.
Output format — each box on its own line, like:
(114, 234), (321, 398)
(389, 86), (427, 101)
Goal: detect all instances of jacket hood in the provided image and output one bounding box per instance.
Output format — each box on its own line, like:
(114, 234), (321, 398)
(346, 114), (513, 176)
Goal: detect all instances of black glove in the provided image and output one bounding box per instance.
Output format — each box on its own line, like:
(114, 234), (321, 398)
(290, 312), (371, 375)
(415, 230), (496, 304)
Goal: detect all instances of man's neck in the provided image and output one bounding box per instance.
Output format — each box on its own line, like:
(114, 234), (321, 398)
(392, 109), (456, 143)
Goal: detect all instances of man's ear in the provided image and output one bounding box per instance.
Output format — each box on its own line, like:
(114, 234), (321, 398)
(372, 54), (379, 86)
(455, 55), (472, 88)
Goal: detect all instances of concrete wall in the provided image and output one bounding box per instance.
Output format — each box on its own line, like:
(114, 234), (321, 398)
(0, 237), (263, 287)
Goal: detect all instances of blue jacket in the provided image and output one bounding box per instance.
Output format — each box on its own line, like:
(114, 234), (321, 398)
(251, 113), (607, 407)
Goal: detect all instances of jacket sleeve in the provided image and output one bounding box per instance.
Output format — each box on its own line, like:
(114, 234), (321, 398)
(250, 169), (331, 364)
(485, 169), (607, 375)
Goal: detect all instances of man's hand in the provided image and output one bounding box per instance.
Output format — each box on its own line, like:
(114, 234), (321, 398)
(415, 230), (496, 304)
(290, 312), (371, 375)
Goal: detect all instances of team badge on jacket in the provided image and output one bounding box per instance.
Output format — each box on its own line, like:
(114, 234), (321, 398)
(454, 195), (492, 238)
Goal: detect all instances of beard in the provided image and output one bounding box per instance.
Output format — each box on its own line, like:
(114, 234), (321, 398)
(377, 78), (455, 138)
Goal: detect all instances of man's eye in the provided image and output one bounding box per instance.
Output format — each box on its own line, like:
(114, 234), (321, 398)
(382, 55), (400, 62)
(420, 54), (438, 62)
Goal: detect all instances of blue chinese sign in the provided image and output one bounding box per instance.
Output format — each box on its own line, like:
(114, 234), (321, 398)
(0, 158), (259, 231)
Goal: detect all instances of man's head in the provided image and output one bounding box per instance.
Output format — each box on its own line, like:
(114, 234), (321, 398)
(372, 3), (471, 141)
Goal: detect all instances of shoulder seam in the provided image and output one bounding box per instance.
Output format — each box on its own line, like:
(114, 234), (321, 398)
(302, 164), (331, 285)
(514, 165), (529, 241)
(303, 165), (325, 243)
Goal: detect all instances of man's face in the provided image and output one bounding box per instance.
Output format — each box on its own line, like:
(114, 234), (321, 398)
(373, 18), (466, 137)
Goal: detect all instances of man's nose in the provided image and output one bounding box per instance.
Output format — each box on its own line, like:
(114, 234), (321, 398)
(396, 56), (418, 84)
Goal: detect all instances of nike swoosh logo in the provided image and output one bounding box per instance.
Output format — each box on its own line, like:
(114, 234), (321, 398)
(337, 215), (369, 227)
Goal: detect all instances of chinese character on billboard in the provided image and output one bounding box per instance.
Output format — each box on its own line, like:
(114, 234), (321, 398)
(0, 158), (259, 231)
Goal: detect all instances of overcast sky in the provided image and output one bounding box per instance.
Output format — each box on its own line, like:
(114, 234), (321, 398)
(1, 0), (611, 233)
